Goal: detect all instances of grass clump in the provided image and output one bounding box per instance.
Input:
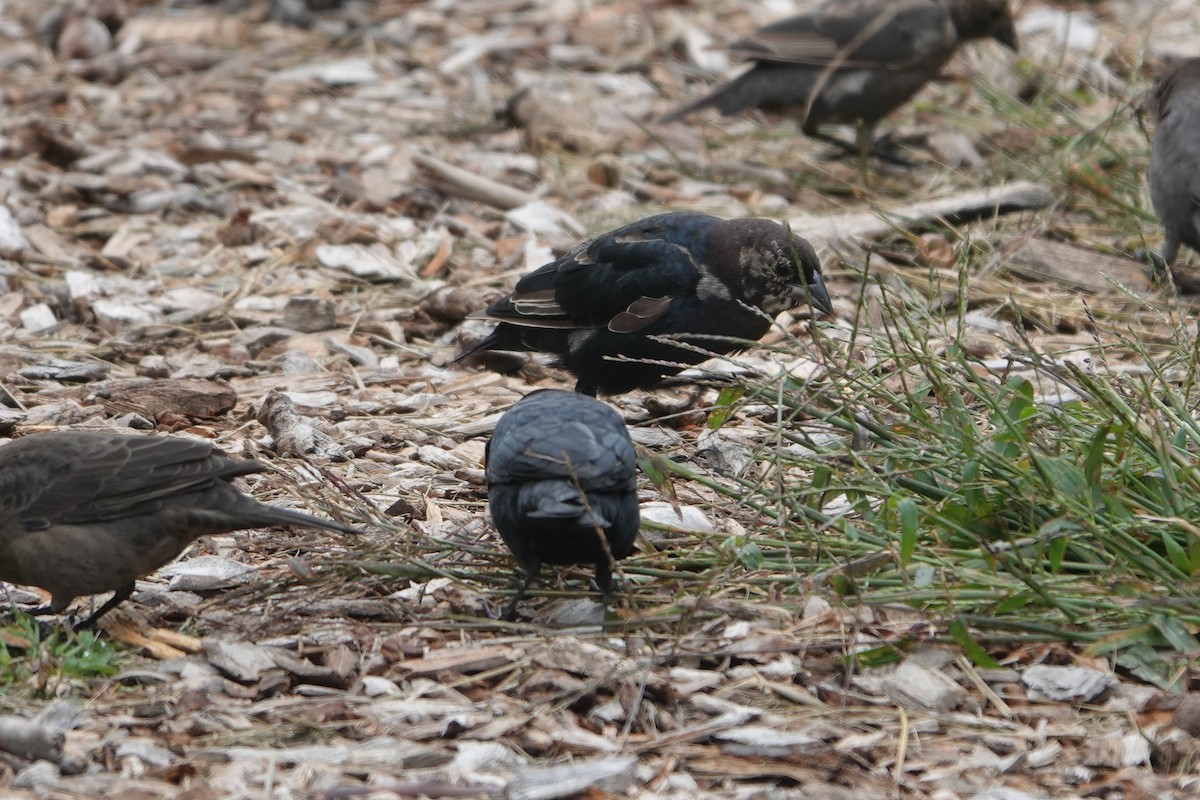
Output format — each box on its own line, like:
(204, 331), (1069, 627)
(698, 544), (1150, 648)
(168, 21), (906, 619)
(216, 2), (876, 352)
(0, 615), (122, 697)
(681, 275), (1200, 687)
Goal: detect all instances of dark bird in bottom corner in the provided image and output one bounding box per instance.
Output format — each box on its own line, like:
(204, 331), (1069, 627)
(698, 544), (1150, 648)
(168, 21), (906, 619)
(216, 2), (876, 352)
(456, 212), (832, 396)
(1148, 57), (1200, 276)
(0, 430), (363, 630)
(485, 390), (639, 619)
(661, 0), (1019, 160)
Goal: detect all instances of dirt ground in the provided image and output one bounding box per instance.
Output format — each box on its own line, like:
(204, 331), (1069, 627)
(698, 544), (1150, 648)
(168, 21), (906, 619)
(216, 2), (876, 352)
(1, 0), (1199, 798)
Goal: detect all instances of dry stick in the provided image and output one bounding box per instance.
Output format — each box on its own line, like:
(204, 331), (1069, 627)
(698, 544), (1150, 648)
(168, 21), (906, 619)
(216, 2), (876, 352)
(789, 181), (1054, 250)
(412, 153), (535, 211)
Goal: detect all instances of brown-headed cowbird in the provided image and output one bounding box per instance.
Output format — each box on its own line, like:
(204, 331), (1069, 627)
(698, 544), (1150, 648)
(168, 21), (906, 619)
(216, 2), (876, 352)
(456, 212), (831, 396)
(661, 0), (1018, 158)
(0, 431), (362, 629)
(485, 390), (639, 619)
(1148, 57), (1200, 271)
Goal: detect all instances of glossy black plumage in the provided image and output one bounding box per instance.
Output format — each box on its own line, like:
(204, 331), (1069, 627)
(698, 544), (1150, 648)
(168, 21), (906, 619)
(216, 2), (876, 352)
(662, 0), (1018, 156)
(0, 431), (362, 629)
(1148, 58), (1200, 270)
(457, 212), (831, 396)
(485, 390), (639, 618)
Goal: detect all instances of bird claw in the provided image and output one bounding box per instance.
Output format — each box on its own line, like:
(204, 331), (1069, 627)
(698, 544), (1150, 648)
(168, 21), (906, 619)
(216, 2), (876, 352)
(500, 596), (523, 622)
(1133, 247), (1172, 284)
(810, 130), (914, 169)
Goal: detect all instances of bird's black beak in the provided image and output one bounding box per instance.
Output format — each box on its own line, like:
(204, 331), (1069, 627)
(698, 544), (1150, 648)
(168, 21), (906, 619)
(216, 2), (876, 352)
(807, 272), (833, 317)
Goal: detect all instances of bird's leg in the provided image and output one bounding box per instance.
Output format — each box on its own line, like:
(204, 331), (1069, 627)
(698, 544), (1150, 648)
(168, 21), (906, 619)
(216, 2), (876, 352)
(593, 565), (615, 607)
(856, 123), (872, 175)
(804, 124), (912, 168)
(1134, 247), (1172, 283)
(802, 126), (863, 160)
(502, 562), (540, 621)
(573, 380), (599, 397)
(73, 583), (135, 631)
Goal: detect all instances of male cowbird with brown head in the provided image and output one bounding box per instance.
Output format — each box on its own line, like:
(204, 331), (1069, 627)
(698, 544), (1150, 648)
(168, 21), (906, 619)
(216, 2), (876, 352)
(0, 431), (362, 629)
(1148, 57), (1200, 272)
(456, 212), (831, 396)
(486, 390), (639, 619)
(662, 0), (1019, 159)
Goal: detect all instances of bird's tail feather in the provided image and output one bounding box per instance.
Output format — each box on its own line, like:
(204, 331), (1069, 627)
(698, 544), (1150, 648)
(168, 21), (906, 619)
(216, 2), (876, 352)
(523, 482), (611, 528)
(660, 73), (755, 123)
(250, 505), (364, 536)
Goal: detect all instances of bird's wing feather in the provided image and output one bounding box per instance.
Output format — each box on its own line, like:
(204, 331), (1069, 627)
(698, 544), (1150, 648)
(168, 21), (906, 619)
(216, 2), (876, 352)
(732, 1), (951, 69)
(0, 433), (259, 524)
(487, 400), (635, 493)
(477, 213), (716, 333)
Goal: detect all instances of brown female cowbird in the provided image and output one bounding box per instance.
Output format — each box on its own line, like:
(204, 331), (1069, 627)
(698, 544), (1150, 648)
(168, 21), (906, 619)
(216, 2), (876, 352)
(0, 431), (362, 629)
(485, 390), (639, 619)
(1148, 57), (1200, 270)
(456, 212), (832, 396)
(661, 0), (1019, 158)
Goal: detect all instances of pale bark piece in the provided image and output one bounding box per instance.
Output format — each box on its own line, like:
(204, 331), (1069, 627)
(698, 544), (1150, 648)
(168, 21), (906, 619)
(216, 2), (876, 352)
(257, 390), (349, 461)
(1022, 664), (1116, 702)
(1081, 732), (1152, 768)
(715, 725), (825, 757)
(396, 645), (522, 678)
(1000, 237), (1153, 294)
(159, 555), (255, 592)
(530, 638), (669, 693)
(639, 502), (716, 533)
(507, 87), (646, 155)
(505, 755), (636, 800)
(117, 12), (249, 47)
(0, 204), (32, 251)
(204, 639), (280, 683)
(875, 659), (968, 712)
(0, 716), (64, 763)
(88, 377), (237, 422)
(789, 181), (1053, 249)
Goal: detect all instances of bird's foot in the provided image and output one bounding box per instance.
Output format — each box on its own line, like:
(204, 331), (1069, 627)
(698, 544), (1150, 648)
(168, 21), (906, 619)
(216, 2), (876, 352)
(499, 569), (538, 622)
(500, 595), (523, 622)
(809, 130), (914, 169)
(1133, 247), (1170, 278)
(866, 133), (916, 169)
(1131, 248), (1200, 294)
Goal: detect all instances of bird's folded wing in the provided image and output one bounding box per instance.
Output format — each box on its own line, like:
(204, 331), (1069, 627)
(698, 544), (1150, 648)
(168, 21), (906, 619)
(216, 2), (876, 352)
(1, 434), (258, 524)
(479, 222), (704, 333)
(488, 422), (634, 492)
(550, 236), (699, 328)
(732, 1), (951, 69)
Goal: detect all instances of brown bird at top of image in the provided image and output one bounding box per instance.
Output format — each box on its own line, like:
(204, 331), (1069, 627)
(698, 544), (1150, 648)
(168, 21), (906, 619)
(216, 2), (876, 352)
(0, 430), (363, 630)
(1147, 57), (1200, 278)
(661, 0), (1019, 162)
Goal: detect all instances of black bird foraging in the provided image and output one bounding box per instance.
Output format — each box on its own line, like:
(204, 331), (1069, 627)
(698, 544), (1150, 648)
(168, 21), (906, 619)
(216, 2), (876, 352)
(1148, 57), (1200, 273)
(661, 0), (1019, 160)
(485, 390), (639, 619)
(0, 431), (363, 630)
(456, 212), (831, 396)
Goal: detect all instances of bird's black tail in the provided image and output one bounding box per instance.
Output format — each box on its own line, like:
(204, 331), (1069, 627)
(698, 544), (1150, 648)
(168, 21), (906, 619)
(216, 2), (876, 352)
(660, 72), (756, 123)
